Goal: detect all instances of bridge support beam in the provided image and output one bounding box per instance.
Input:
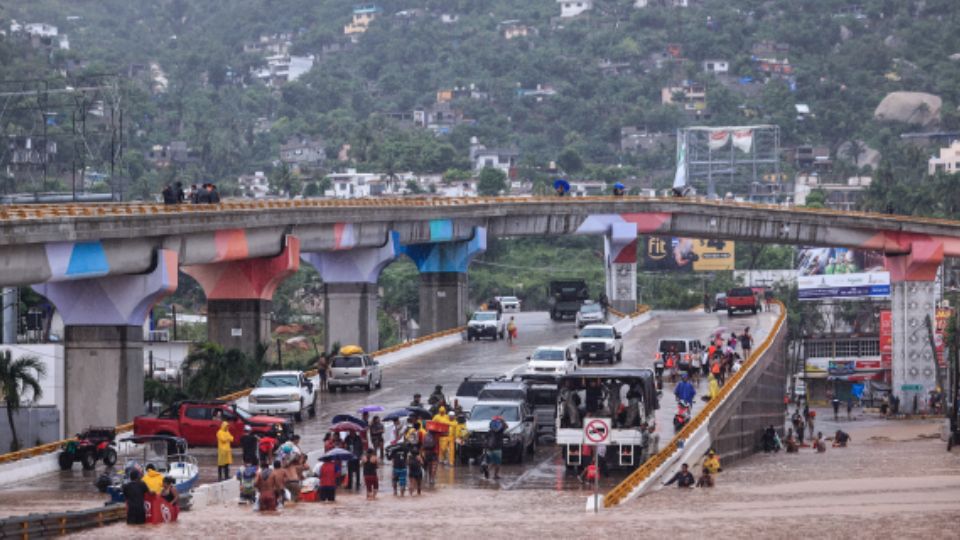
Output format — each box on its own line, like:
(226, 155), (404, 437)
(399, 228), (486, 335)
(183, 236), (299, 357)
(302, 234), (398, 353)
(885, 239), (944, 413)
(32, 250), (178, 435)
(605, 223), (638, 314)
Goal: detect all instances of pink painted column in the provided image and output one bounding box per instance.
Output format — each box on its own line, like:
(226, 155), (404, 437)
(183, 236), (300, 356)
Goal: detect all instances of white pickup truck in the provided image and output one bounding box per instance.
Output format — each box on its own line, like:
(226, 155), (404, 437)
(248, 370), (319, 422)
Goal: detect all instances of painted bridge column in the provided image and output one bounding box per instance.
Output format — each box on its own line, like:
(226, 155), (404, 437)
(32, 250), (178, 435)
(399, 228), (486, 335)
(605, 222), (639, 314)
(885, 238), (944, 413)
(183, 236), (300, 357)
(302, 234), (398, 353)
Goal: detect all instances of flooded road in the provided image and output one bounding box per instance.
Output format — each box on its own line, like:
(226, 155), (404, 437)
(0, 309), (777, 515)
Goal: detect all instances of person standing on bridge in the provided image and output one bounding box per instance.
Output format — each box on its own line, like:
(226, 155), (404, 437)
(612, 182), (626, 196)
(740, 327), (753, 358)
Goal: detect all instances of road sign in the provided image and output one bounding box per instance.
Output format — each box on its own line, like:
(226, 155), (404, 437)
(583, 418), (611, 445)
(900, 384), (923, 391)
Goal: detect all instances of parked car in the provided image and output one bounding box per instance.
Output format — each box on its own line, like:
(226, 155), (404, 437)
(477, 380), (532, 407)
(328, 351), (382, 391)
(576, 301), (606, 328)
(726, 287), (759, 315)
(134, 401), (292, 449)
(248, 370), (319, 421)
(575, 324), (623, 364)
(462, 400), (537, 464)
(655, 338), (705, 371)
(713, 293), (728, 312)
(496, 296), (522, 313)
(454, 375), (502, 416)
(467, 310), (505, 341)
(526, 346), (577, 375)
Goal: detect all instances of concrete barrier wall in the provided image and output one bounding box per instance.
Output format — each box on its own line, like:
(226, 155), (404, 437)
(708, 327), (788, 463)
(604, 303), (787, 507)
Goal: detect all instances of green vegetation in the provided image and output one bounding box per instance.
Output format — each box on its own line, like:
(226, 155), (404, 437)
(0, 351), (46, 451)
(4, 0), (959, 198)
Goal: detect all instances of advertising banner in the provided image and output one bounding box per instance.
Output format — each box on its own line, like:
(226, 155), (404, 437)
(879, 308), (952, 367)
(796, 246), (889, 301)
(805, 356), (884, 380)
(642, 236), (735, 272)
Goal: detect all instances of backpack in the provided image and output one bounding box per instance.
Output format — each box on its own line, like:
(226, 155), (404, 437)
(423, 431), (437, 450)
(240, 467), (257, 497)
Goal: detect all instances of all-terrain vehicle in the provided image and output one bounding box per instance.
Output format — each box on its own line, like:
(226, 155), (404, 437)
(58, 427), (118, 470)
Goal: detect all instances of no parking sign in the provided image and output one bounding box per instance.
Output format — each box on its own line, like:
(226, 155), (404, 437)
(583, 418), (611, 446)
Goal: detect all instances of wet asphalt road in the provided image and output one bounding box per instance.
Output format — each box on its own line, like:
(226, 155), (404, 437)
(0, 309), (777, 510)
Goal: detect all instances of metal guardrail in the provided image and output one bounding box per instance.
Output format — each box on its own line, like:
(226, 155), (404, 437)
(0, 326), (466, 465)
(0, 504), (125, 538)
(603, 300), (787, 507)
(0, 196), (958, 230)
(607, 305), (651, 319)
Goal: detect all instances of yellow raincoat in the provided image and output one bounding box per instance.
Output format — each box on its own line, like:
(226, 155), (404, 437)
(216, 421), (234, 466)
(703, 454), (721, 474)
(446, 417), (462, 464)
(432, 408), (454, 463)
(143, 467), (164, 494)
(708, 375), (720, 401)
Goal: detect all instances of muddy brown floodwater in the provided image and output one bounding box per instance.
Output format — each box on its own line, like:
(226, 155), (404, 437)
(77, 415), (960, 539)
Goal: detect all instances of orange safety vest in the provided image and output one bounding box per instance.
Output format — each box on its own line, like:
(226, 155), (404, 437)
(711, 361), (721, 374)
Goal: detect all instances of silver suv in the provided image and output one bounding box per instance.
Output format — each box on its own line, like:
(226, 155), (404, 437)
(463, 400), (537, 464)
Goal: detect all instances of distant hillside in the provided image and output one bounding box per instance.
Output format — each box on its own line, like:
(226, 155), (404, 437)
(3, 0), (960, 199)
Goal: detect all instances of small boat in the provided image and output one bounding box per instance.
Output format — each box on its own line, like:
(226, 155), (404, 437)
(99, 435), (200, 503)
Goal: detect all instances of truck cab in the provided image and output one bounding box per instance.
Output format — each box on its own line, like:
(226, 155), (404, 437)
(248, 370), (319, 422)
(134, 401), (292, 448)
(575, 324), (623, 364)
(462, 400), (537, 464)
(548, 279), (589, 321)
(726, 287), (759, 315)
(467, 310), (505, 341)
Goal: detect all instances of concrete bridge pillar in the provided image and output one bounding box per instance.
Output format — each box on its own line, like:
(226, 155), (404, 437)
(183, 236), (299, 357)
(302, 234), (398, 353)
(885, 238), (944, 413)
(605, 223), (639, 314)
(32, 250), (178, 435)
(399, 228), (486, 335)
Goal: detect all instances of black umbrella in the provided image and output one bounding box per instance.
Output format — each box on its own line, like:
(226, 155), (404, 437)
(331, 414), (367, 427)
(383, 409), (411, 422)
(405, 407), (433, 420)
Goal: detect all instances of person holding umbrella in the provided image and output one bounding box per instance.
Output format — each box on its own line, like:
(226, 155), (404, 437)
(612, 182), (626, 196)
(554, 178), (570, 197)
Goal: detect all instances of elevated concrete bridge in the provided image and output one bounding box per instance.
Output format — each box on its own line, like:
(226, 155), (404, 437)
(1, 196), (954, 433)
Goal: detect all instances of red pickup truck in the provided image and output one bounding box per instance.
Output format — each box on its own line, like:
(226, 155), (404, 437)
(725, 287), (760, 315)
(134, 401), (293, 448)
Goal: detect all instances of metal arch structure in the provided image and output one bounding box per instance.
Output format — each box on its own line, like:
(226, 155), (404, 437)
(0, 75), (124, 200)
(678, 125), (782, 202)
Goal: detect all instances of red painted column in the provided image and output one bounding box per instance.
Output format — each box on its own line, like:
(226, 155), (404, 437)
(183, 236), (300, 356)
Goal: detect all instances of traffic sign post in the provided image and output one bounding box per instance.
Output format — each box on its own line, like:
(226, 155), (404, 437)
(582, 418), (611, 513)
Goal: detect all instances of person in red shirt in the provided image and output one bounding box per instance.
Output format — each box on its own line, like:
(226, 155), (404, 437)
(317, 459), (338, 503)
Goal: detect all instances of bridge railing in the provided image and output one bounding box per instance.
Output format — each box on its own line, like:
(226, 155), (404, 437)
(1, 196), (957, 228)
(0, 325), (465, 465)
(603, 300), (787, 507)
(0, 504), (125, 537)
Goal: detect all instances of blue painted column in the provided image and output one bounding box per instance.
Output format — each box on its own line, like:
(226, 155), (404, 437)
(301, 234), (398, 353)
(32, 249), (178, 434)
(398, 226), (486, 335)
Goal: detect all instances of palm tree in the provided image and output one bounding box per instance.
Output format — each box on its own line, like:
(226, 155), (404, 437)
(0, 350), (46, 452)
(182, 342), (267, 399)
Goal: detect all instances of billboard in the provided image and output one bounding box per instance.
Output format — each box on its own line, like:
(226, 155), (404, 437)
(805, 357), (884, 380)
(879, 307), (952, 368)
(796, 247), (889, 300)
(642, 237), (735, 272)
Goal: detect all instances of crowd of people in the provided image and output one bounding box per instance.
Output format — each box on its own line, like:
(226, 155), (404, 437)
(220, 384), (486, 511)
(161, 181), (221, 205)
